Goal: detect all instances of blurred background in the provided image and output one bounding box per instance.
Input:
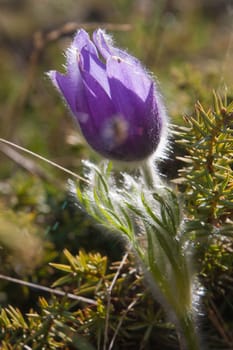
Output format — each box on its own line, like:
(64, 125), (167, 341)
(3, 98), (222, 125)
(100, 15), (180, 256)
(0, 0), (232, 304)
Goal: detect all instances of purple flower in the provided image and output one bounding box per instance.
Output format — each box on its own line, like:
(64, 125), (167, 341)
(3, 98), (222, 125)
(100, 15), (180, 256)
(48, 29), (167, 161)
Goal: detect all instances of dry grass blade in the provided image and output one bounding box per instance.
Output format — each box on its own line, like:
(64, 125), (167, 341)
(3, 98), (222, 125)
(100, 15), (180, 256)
(103, 252), (129, 350)
(0, 137), (89, 183)
(108, 298), (138, 350)
(208, 299), (233, 348)
(0, 274), (97, 305)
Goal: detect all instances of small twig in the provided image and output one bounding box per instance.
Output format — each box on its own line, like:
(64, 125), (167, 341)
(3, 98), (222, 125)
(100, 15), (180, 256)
(108, 298), (138, 350)
(0, 274), (97, 305)
(208, 299), (233, 348)
(43, 22), (132, 44)
(103, 252), (129, 350)
(0, 137), (89, 183)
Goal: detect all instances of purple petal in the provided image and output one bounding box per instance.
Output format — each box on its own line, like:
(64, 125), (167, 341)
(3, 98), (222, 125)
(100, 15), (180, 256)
(93, 29), (142, 69)
(48, 69), (91, 122)
(77, 53), (118, 155)
(106, 56), (153, 117)
(51, 30), (98, 118)
(65, 29), (97, 89)
(79, 48), (110, 96)
(59, 30), (100, 118)
(60, 49), (85, 117)
(105, 57), (162, 160)
(79, 69), (115, 124)
(92, 29), (112, 59)
(72, 29), (98, 57)
(48, 70), (78, 116)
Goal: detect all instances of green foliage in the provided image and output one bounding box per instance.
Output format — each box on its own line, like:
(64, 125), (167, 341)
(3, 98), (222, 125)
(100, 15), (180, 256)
(0, 250), (173, 350)
(173, 93), (233, 349)
(1, 94), (233, 348)
(50, 249), (108, 289)
(75, 161), (200, 349)
(0, 2), (233, 349)
(175, 93), (233, 279)
(176, 92), (233, 234)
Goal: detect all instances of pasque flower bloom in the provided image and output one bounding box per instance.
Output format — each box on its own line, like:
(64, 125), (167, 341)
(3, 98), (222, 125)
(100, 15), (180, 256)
(48, 29), (167, 161)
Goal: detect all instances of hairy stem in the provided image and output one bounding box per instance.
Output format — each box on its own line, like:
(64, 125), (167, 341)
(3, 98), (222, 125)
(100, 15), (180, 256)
(140, 160), (158, 189)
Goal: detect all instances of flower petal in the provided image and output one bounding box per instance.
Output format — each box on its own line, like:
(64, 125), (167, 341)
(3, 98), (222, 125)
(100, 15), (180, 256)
(79, 48), (110, 96)
(64, 29), (98, 101)
(106, 56), (153, 117)
(93, 29), (142, 69)
(101, 84), (161, 161)
(72, 29), (98, 57)
(105, 56), (162, 160)
(48, 68), (92, 126)
(76, 52), (119, 156)
(78, 61), (115, 130)
(47, 70), (78, 116)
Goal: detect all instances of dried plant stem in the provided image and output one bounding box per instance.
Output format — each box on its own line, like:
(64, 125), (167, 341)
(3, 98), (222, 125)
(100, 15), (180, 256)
(0, 274), (97, 305)
(208, 299), (233, 348)
(108, 298), (138, 350)
(103, 252), (129, 350)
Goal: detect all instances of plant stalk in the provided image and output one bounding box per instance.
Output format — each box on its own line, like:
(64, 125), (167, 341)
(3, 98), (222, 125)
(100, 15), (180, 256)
(141, 160), (157, 189)
(176, 313), (200, 350)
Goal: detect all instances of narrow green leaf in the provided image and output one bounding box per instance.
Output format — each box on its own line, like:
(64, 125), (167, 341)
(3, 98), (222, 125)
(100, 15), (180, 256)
(49, 263), (72, 273)
(51, 274), (73, 288)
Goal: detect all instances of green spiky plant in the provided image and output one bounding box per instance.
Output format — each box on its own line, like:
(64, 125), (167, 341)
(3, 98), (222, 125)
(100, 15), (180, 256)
(175, 92), (233, 286)
(176, 92), (233, 233)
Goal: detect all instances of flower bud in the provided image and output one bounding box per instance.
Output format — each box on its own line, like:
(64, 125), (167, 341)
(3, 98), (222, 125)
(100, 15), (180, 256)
(48, 29), (167, 162)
